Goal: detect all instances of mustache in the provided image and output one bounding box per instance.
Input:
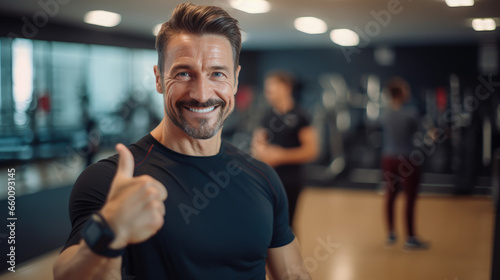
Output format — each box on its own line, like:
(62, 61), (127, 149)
(177, 99), (226, 108)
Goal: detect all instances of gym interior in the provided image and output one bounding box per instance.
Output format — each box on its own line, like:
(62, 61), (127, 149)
(0, 0), (499, 279)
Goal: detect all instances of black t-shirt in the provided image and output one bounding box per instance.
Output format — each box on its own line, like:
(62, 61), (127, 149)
(62, 134), (294, 280)
(260, 106), (312, 187)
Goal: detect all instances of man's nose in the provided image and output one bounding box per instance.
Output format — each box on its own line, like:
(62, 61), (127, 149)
(189, 76), (211, 104)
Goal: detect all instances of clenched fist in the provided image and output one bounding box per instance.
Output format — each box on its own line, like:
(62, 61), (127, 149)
(100, 144), (168, 250)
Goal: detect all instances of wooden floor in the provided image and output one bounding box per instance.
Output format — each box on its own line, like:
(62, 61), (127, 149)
(0, 188), (494, 280)
(294, 188), (494, 280)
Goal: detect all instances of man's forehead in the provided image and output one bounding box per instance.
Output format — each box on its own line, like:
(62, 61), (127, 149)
(164, 33), (233, 67)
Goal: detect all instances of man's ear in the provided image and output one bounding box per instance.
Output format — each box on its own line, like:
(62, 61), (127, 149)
(233, 65), (242, 95)
(154, 65), (163, 94)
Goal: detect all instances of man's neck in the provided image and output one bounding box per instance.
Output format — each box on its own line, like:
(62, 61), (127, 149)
(150, 119), (222, 157)
(274, 97), (295, 115)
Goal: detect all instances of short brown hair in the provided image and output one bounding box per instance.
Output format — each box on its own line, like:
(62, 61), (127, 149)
(385, 77), (409, 99)
(155, 3), (242, 74)
(266, 70), (295, 90)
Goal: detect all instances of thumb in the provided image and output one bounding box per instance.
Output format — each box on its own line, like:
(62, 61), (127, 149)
(115, 143), (135, 178)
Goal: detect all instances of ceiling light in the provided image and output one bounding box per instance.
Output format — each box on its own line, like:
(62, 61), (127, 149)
(445, 0), (474, 7)
(84, 10), (121, 27)
(472, 18), (496, 31)
(294, 17), (327, 34)
(330, 29), (359, 47)
(229, 0), (271, 14)
(152, 23), (162, 36)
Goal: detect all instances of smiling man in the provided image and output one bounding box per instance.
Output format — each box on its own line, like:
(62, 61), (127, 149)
(53, 3), (311, 280)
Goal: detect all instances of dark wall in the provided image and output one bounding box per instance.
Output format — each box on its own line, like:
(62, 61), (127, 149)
(239, 45), (481, 107)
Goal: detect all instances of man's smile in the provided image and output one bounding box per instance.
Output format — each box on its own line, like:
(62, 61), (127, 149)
(185, 106), (218, 113)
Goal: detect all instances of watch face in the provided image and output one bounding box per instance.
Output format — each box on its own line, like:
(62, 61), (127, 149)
(82, 213), (123, 257)
(86, 222), (101, 241)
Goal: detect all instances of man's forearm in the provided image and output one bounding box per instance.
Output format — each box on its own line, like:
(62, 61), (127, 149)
(53, 240), (122, 280)
(267, 265), (312, 280)
(266, 239), (312, 280)
(283, 273), (312, 280)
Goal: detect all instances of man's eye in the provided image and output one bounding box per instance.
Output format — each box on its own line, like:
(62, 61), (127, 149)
(213, 72), (224, 77)
(177, 72), (190, 78)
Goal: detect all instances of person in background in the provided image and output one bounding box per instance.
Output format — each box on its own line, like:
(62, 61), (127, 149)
(381, 77), (428, 249)
(252, 71), (318, 228)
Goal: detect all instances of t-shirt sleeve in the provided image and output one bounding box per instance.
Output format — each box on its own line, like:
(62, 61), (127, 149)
(265, 165), (295, 248)
(61, 160), (116, 253)
(297, 108), (312, 130)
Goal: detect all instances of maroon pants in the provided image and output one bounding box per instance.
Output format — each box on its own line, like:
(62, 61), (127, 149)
(382, 156), (420, 237)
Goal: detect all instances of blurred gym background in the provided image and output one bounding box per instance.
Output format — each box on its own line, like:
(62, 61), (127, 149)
(0, 0), (499, 279)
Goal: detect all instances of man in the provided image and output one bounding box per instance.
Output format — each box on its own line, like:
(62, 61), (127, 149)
(53, 3), (311, 280)
(252, 71), (318, 227)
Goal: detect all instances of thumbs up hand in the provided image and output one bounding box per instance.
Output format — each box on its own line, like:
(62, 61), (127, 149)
(99, 144), (167, 250)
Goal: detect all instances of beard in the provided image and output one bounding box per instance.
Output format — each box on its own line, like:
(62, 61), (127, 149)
(166, 98), (231, 139)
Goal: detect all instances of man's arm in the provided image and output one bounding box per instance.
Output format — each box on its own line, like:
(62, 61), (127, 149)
(253, 126), (319, 167)
(276, 126), (318, 165)
(53, 144), (167, 280)
(266, 238), (311, 280)
(53, 242), (122, 280)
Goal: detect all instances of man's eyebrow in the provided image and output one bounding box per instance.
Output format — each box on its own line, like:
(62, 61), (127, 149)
(168, 64), (231, 75)
(209, 65), (230, 72)
(169, 64), (194, 74)
(209, 65), (231, 73)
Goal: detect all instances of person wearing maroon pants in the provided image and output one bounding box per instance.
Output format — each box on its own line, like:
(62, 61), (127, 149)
(380, 77), (428, 249)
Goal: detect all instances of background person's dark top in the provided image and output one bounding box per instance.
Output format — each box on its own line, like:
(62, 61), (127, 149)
(260, 106), (312, 187)
(380, 107), (419, 157)
(62, 134), (294, 280)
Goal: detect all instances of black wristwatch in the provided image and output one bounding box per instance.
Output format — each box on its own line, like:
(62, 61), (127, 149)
(82, 212), (125, 258)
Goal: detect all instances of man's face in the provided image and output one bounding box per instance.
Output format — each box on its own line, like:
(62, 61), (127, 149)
(264, 77), (290, 108)
(154, 33), (241, 139)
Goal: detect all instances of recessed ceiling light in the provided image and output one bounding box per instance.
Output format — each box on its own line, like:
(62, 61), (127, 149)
(84, 10), (121, 27)
(445, 0), (474, 7)
(294, 17), (327, 34)
(472, 18), (496, 31)
(152, 23), (162, 36)
(229, 0), (271, 14)
(330, 29), (359, 47)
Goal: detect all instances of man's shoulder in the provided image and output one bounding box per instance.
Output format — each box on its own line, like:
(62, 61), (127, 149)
(75, 135), (155, 187)
(77, 154), (118, 181)
(222, 140), (259, 165)
(290, 105), (312, 123)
